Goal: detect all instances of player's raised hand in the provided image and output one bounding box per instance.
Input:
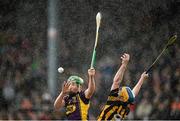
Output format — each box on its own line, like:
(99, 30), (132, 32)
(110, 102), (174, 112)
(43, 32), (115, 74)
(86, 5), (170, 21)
(121, 53), (130, 65)
(88, 68), (95, 77)
(62, 81), (70, 94)
(141, 72), (149, 80)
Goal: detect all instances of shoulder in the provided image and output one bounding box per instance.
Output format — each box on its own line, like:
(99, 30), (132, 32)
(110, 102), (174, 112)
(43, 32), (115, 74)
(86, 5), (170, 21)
(107, 88), (119, 103)
(79, 91), (90, 104)
(109, 88), (119, 96)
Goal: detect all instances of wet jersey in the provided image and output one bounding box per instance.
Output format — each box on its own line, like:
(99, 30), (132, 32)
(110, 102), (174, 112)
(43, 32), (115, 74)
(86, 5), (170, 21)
(98, 88), (132, 120)
(64, 91), (90, 120)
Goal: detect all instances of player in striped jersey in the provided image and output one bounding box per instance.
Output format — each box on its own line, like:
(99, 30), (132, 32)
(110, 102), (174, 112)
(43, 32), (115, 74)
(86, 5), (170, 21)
(98, 53), (149, 120)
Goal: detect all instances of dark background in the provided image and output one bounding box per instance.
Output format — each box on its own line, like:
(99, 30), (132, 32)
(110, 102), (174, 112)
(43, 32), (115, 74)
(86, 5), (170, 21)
(0, 0), (179, 120)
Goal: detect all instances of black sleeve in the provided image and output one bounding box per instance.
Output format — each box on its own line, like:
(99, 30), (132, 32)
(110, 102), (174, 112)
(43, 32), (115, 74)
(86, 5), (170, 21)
(109, 88), (119, 96)
(107, 88), (120, 104)
(79, 91), (89, 104)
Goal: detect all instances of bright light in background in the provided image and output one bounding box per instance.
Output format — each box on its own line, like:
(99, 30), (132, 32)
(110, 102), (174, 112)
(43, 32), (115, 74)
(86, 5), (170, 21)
(48, 28), (57, 39)
(47, 0), (58, 97)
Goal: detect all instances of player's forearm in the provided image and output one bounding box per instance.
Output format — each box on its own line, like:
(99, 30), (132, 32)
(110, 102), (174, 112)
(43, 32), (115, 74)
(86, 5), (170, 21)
(54, 92), (65, 110)
(88, 75), (95, 93)
(86, 75), (95, 98)
(113, 64), (127, 83)
(132, 77), (145, 97)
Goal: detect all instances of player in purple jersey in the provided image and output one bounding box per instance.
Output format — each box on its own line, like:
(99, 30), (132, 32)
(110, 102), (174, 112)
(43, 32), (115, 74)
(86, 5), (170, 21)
(54, 68), (95, 120)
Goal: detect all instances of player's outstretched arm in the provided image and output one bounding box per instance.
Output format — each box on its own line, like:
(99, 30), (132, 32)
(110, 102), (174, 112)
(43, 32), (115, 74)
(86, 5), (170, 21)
(111, 53), (130, 90)
(132, 72), (149, 97)
(85, 68), (96, 99)
(54, 81), (70, 110)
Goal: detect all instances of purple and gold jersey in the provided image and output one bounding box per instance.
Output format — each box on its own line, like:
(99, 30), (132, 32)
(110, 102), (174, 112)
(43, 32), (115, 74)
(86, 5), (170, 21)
(98, 88), (134, 121)
(64, 91), (90, 120)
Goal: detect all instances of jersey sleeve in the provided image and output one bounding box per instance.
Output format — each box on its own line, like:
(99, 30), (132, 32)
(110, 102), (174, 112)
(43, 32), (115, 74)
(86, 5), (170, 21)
(63, 95), (69, 106)
(106, 88), (119, 103)
(79, 91), (89, 104)
(109, 88), (119, 96)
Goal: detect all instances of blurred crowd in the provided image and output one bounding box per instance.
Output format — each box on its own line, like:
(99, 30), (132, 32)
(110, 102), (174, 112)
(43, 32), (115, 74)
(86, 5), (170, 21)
(0, 0), (180, 120)
(0, 31), (179, 120)
(0, 32), (57, 120)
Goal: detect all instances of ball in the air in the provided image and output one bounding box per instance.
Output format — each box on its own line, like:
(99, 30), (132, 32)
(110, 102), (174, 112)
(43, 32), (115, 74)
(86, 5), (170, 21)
(58, 67), (64, 73)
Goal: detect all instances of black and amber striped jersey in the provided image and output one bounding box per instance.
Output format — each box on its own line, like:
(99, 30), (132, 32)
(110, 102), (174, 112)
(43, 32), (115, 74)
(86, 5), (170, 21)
(98, 87), (134, 121)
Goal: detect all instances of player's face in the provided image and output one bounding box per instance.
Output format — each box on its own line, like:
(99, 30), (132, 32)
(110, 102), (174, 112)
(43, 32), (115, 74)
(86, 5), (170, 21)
(69, 81), (80, 93)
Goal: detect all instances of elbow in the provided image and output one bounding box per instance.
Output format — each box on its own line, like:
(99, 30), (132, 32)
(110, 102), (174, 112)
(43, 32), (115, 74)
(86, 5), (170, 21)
(89, 81), (96, 92)
(54, 103), (58, 110)
(132, 88), (138, 97)
(89, 86), (95, 95)
(92, 83), (96, 91)
(86, 87), (95, 99)
(92, 83), (96, 94)
(132, 87), (139, 97)
(91, 87), (95, 95)
(54, 102), (60, 111)
(113, 79), (120, 85)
